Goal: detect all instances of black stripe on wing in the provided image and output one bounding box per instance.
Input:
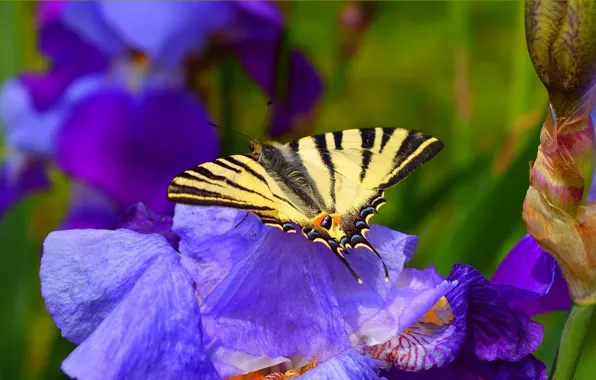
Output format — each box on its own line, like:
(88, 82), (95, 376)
(313, 134), (337, 207)
(383, 131), (443, 188)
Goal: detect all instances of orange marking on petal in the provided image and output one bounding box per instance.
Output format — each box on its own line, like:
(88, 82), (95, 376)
(419, 296), (454, 326)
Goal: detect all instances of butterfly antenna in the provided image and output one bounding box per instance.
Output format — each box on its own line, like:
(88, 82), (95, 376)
(257, 100), (274, 140)
(208, 121), (254, 142)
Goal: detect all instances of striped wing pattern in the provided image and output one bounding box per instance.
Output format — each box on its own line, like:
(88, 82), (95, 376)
(168, 128), (443, 283)
(168, 155), (293, 229)
(287, 127), (443, 254)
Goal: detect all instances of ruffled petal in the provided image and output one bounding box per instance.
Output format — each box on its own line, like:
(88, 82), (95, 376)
(41, 229), (178, 344)
(362, 269), (459, 371)
(98, 1), (234, 67)
(447, 265), (543, 362)
(300, 350), (382, 380)
(56, 87), (217, 214)
(352, 267), (454, 349)
(112, 202), (180, 250)
(61, 253), (220, 380)
(199, 225), (350, 361)
(60, 181), (120, 230)
(320, 226), (419, 336)
(382, 366), (456, 380)
(450, 351), (546, 380)
(0, 156), (50, 217)
(174, 205), (265, 299)
(491, 234), (571, 316)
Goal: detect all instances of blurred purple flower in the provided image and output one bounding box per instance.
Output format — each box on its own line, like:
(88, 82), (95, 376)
(0, 1), (219, 227)
(61, 1), (323, 137)
(41, 204), (457, 378)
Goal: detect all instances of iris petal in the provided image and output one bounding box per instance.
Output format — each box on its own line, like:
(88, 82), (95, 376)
(60, 181), (120, 230)
(61, 254), (220, 379)
(200, 226), (350, 361)
(41, 229), (178, 344)
(447, 265), (543, 362)
(55, 87), (216, 214)
(0, 157), (50, 217)
(300, 350), (382, 380)
(491, 234), (571, 316)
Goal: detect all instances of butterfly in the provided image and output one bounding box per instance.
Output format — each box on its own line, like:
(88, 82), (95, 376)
(167, 128), (443, 283)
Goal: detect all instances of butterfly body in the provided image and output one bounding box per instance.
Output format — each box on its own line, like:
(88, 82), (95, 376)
(168, 128), (443, 282)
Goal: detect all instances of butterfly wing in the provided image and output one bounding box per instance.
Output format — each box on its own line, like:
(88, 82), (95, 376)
(287, 127), (443, 251)
(167, 154), (304, 232)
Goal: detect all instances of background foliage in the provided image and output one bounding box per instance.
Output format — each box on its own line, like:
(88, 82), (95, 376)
(0, 1), (594, 379)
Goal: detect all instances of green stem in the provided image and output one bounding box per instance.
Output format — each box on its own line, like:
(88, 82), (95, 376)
(550, 303), (596, 380)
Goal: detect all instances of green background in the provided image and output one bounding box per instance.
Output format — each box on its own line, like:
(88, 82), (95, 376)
(0, 1), (593, 379)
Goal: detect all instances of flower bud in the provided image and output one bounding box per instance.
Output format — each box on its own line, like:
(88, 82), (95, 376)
(523, 0), (596, 304)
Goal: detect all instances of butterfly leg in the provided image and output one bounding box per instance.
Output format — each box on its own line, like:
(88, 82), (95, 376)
(234, 211), (250, 228)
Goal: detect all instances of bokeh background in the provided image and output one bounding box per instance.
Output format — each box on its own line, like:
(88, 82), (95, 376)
(0, 1), (594, 379)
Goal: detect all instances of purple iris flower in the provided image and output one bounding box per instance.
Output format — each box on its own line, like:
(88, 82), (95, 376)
(60, 1), (323, 137)
(371, 264), (547, 380)
(41, 203), (457, 378)
(1, 1), (322, 228)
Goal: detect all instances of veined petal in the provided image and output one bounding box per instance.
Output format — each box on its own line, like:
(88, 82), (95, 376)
(56, 87), (217, 214)
(447, 265), (543, 362)
(299, 350), (382, 380)
(41, 229), (178, 344)
(199, 225), (350, 361)
(174, 206), (265, 299)
(352, 267), (455, 349)
(60, 181), (120, 230)
(321, 226), (418, 336)
(61, 253), (220, 380)
(491, 234), (571, 316)
(362, 272), (459, 372)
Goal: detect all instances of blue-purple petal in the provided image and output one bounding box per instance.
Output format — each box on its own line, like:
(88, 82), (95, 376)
(62, 2), (125, 56)
(199, 225), (350, 361)
(61, 253), (220, 380)
(447, 265), (543, 362)
(0, 157), (50, 217)
(174, 206), (264, 298)
(60, 181), (120, 230)
(98, 2), (235, 67)
(41, 229), (178, 344)
(0, 74), (105, 157)
(300, 350), (382, 380)
(491, 234), (571, 316)
(352, 267), (454, 349)
(112, 202), (179, 250)
(55, 87), (217, 214)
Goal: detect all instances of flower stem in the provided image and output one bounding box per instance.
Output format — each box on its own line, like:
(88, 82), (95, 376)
(550, 303), (596, 380)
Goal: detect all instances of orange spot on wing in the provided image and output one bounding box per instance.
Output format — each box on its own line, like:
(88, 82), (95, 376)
(312, 213), (328, 227)
(331, 214), (341, 224)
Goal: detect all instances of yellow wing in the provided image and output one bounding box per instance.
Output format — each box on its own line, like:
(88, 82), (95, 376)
(167, 154), (309, 232)
(286, 128), (443, 278)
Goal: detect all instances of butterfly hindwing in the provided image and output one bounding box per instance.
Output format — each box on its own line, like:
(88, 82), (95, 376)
(287, 127), (442, 250)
